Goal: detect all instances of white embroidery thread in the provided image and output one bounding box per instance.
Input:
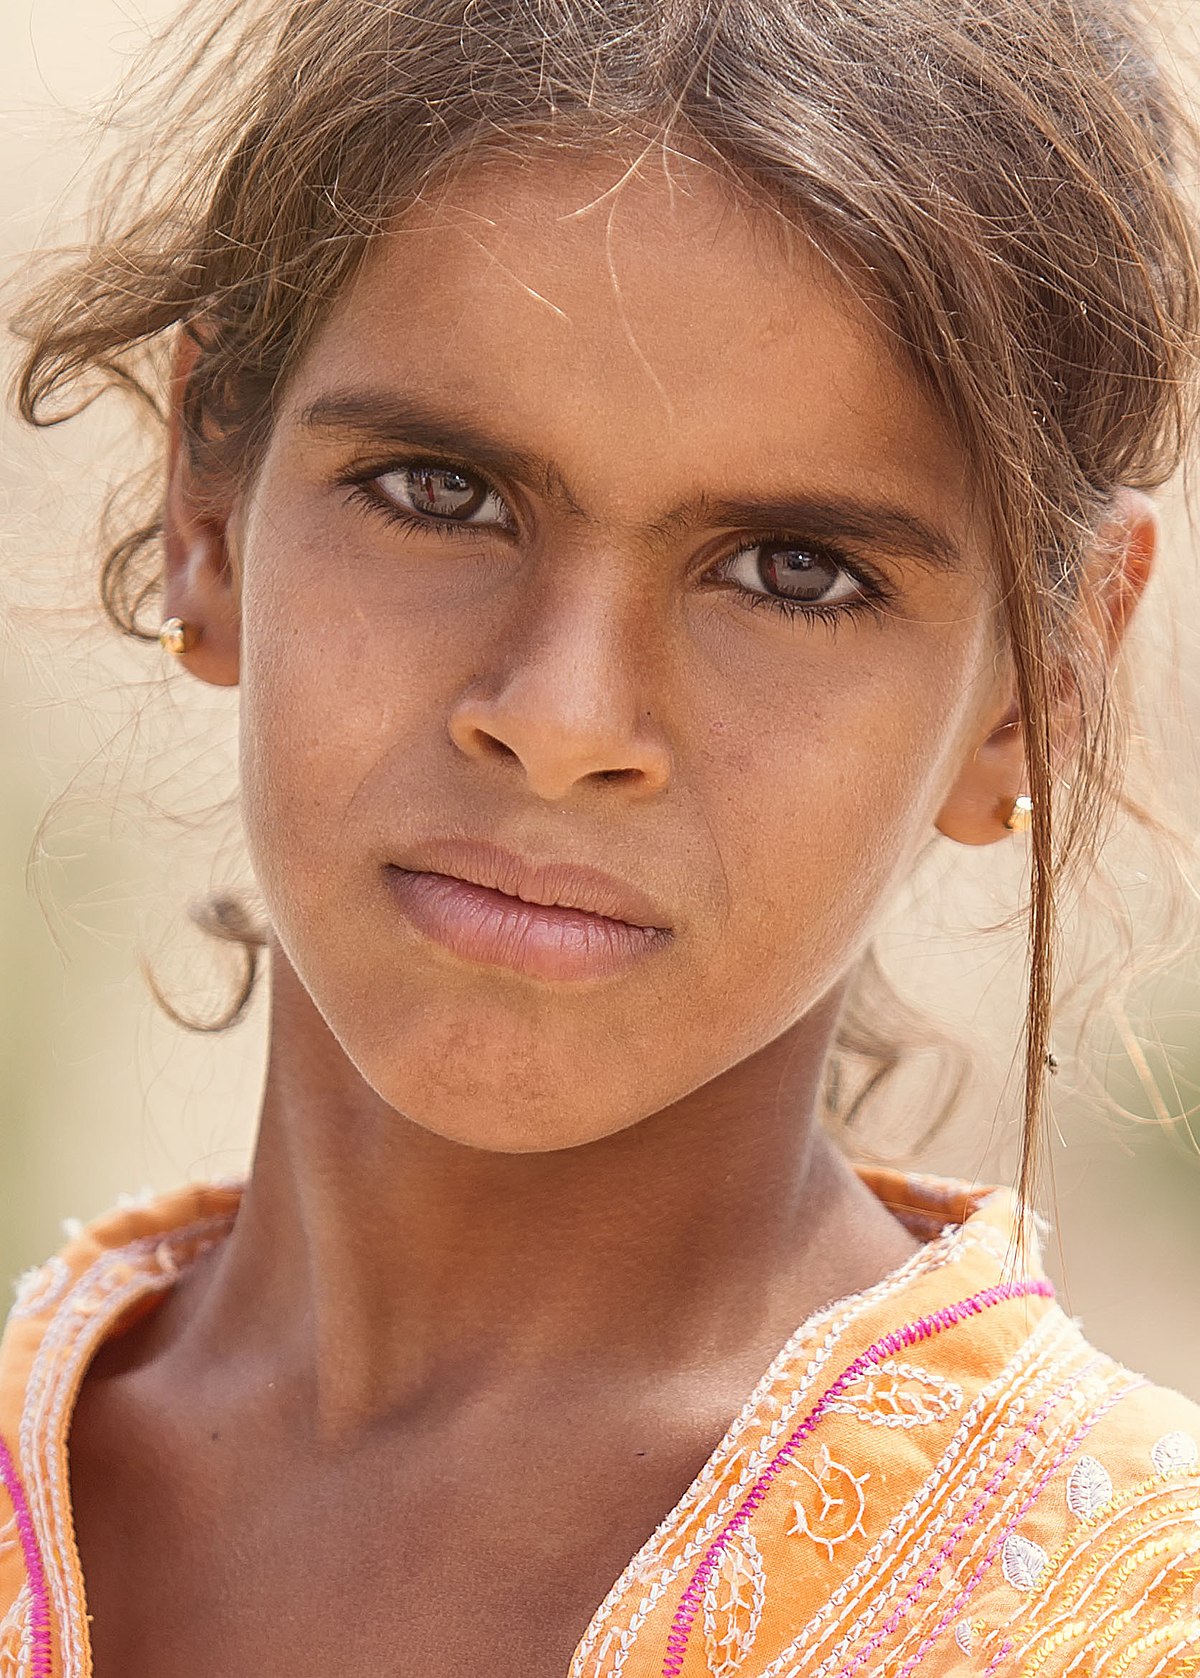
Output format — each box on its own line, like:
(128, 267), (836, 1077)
(1066, 1453), (1113, 1519)
(1150, 1431), (1199, 1478)
(701, 1529), (766, 1678)
(1001, 1532), (1050, 1592)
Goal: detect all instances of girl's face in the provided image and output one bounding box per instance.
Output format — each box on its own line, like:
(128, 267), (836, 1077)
(221, 149), (1012, 1151)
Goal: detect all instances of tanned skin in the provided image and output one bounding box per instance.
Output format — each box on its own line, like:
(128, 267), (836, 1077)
(67, 148), (1154, 1678)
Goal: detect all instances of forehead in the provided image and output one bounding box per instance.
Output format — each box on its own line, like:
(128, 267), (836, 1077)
(282, 146), (975, 539)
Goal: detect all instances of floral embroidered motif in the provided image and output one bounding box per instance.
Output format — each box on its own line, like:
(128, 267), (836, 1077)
(1066, 1452), (1113, 1519)
(572, 1191), (1006, 1678)
(1001, 1532), (1049, 1592)
(982, 1479), (1200, 1676)
(1152, 1431), (1199, 1477)
(752, 1316), (1089, 1678)
(787, 1446), (871, 1563)
(662, 1277), (1058, 1678)
(825, 1360), (964, 1430)
(0, 1170), (1196, 1678)
(701, 1530), (765, 1678)
(824, 1364), (1139, 1678)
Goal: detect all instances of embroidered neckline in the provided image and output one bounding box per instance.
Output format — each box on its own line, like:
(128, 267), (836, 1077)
(659, 1277), (1057, 1678)
(2, 1167), (1041, 1677)
(567, 1182), (1032, 1677)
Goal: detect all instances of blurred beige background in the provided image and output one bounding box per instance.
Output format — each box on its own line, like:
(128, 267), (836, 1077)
(1, 0), (1198, 1398)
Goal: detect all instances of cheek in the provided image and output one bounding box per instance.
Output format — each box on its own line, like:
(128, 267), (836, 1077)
(235, 507), (436, 900)
(696, 635), (975, 996)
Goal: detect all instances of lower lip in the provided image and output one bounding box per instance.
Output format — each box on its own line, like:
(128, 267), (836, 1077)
(383, 867), (671, 982)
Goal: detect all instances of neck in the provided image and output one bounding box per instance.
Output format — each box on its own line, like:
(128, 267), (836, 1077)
(170, 949), (922, 1440)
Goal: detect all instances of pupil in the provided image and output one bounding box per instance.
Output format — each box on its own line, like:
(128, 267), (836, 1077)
(763, 545), (832, 601)
(411, 468), (480, 516)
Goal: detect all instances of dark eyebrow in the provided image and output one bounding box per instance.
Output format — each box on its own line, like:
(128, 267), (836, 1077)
(297, 391), (581, 512)
(298, 389), (965, 573)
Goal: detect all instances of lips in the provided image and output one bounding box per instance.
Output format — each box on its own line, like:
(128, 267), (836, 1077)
(383, 838), (673, 982)
(391, 837), (671, 930)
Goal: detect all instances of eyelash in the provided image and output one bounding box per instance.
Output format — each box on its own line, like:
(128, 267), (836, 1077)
(712, 541), (892, 635)
(344, 474), (508, 538)
(341, 465), (895, 633)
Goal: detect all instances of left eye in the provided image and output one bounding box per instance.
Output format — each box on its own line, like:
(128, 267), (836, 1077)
(718, 540), (866, 606)
(373, 464), (508, 525)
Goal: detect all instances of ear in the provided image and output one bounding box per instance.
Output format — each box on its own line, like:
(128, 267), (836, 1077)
(160, 325), (241, 687)
(934, 488), (1158, 847)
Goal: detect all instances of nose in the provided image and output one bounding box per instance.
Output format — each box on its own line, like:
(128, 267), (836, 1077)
(446, 587), (673, 803)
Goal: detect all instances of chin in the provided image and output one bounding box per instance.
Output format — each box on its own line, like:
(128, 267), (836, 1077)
(378, 1075), (640, 1155)
(337, 1024), (621, 1154)
(335, 988), (667, 1154)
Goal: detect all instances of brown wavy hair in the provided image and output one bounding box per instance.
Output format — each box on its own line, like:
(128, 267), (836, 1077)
(11, 0), (1200, 1239)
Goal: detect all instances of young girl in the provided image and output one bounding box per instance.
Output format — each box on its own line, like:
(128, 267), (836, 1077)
(3, 0), (1200, 1673)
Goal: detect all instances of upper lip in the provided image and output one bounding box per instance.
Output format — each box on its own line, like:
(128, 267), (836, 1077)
(391, 838), (672, 931)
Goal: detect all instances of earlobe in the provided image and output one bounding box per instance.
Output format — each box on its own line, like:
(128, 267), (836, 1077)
(160, 512), (241, 688)
(159, 326), (241, 688)
(934, 706), (1030, 848)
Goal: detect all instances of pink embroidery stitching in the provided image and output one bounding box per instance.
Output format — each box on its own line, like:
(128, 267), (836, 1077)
(886, 1377), (1145, 1678)
(660, 1278), (1055, 1678)
(829, 1354), (1109, 1678)
(982, 1634), (1015, 1675)
(0, 1432), (51, 1678)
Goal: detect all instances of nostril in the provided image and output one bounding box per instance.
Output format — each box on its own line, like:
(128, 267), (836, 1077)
(478, 732), (520, 762)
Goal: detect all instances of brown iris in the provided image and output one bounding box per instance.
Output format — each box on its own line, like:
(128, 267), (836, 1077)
(392, 465), (488, 519)
(756, 542), (840, 602)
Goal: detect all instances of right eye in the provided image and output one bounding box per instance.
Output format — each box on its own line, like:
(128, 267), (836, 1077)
(371, 463), (510, 526)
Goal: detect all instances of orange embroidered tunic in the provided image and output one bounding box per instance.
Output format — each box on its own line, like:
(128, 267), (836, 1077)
(0, 1165), (1197, 1677)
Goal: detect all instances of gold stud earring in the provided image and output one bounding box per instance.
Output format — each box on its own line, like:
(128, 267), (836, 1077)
(1003, 793), (1034, 833)
(159, 617), (191, 656)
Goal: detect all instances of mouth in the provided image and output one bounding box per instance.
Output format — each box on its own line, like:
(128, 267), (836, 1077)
(382, 839), (673, 983)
